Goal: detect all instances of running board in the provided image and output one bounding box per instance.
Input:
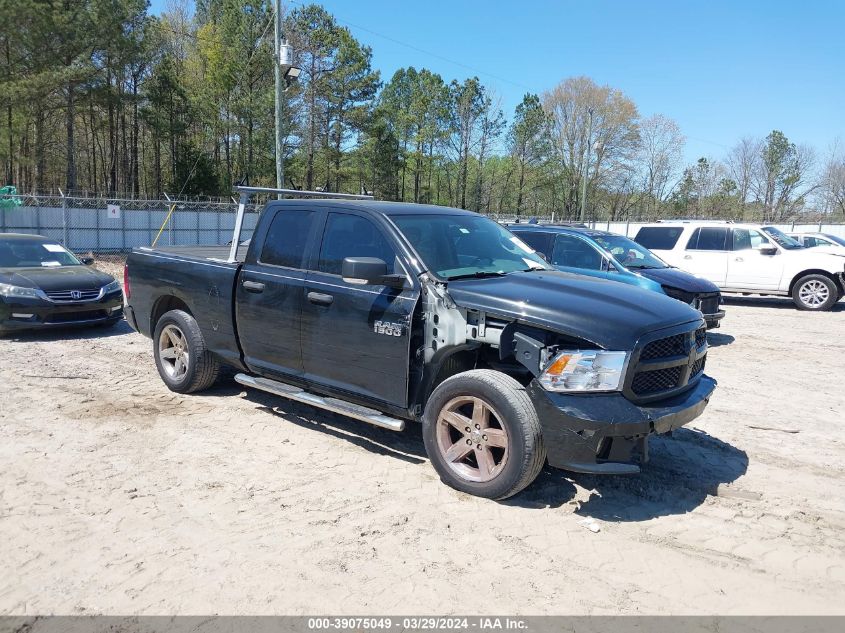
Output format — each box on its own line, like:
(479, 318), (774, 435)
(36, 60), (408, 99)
(234, 373), (406, 432)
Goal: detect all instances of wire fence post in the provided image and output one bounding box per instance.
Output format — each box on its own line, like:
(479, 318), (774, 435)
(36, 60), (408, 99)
(60, 188), (68, 247)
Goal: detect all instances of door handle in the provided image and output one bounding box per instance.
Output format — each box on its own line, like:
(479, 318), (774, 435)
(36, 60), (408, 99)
(242, 280), (265, 293)
(735, 257), (744, 262)
(307, 291), (334, 306)
(683, 255), (692, 260)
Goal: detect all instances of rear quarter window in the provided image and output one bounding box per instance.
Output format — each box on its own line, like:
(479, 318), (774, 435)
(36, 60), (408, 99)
(512, 230), (552, 255)
(634, 227), (683, 250)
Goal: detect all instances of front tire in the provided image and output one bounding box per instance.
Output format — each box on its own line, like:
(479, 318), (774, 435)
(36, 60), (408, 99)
(422, 369), (546, 500)
(153, 309), (221, 393)
(791, 274), (838, 311)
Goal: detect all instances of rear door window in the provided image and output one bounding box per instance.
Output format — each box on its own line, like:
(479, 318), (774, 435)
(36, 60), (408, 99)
(687, 227), (728, 251)
(259, 209), (317, 268)
(634, 227), (683, 250)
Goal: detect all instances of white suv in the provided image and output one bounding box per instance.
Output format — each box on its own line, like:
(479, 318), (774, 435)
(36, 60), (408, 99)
(634, 222), (845, 311)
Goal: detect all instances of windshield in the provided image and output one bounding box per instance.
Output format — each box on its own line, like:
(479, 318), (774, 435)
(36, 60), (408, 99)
(822, 234), (845, 247)
(591, 234), (668, 269)
(0, 240), (82, 268)
(390, 214), (550, 280)
(761, 227), (804, 249)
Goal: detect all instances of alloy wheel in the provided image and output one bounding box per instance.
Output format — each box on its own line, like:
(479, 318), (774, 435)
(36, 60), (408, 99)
(435, 396), (509, 483)
(158, 324), (190, 380)
(798, 280), (830, 307)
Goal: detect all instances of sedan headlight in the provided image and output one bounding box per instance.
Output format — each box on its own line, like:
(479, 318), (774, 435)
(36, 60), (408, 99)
(0, 283), (46, 300)
(102, 279), (122, 294)
(539, 350), (628, 392)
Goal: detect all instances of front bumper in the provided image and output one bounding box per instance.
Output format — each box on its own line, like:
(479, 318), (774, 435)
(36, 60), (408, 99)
(527, 375), (717, 474)
(703, 309), (726, 329)
(0, 291), (124, 333)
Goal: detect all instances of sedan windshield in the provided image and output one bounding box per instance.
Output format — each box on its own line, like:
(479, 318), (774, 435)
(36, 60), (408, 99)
(390, 214), (550, 280)
(0, 240), (81, 268)
(591, 234), (668, 269)
(761, 227), (804, 249)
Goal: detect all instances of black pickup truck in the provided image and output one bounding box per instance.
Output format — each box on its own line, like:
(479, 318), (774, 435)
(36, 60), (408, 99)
(124, 190), (716, 499)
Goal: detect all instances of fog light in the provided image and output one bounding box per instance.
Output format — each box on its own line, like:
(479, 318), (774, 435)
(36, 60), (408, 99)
(110, 306), (123, 313)
(11, 313), (34, 319)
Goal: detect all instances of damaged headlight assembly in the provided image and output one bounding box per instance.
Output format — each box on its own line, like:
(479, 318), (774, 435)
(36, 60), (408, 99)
(539, 350), (628, 392)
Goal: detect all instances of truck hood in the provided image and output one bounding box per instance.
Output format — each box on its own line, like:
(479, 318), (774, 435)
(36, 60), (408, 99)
(446, 270), (704, 350)
(0, 266), (114, 291)
(634, 267), (720, 293)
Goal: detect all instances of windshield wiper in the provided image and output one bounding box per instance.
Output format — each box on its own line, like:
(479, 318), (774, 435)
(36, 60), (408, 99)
(626, 264), (661, 270)
(447, 271), (509, 281)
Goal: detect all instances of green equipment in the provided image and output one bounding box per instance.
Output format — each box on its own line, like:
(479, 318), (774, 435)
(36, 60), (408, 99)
(0, 186), (23, 208)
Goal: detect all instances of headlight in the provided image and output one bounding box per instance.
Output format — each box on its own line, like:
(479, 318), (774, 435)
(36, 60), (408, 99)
(0, 283), (45, 300)
(539, 350), (628, 392)
(102, 280), (122, 294)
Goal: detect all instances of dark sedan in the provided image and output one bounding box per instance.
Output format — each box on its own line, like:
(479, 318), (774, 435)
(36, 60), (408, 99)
(510, 224), (725, 329)
(0, 233), (123, 334)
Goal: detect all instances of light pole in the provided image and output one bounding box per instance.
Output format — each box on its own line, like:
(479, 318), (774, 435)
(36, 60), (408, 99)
(274, 1), (301, 197)
(274, 1), (284, 194)
(579, 107), (594, 223)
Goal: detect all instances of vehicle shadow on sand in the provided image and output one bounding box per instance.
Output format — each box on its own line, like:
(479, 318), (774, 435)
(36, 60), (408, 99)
(723, 296), (845, 312)
(1, 318), (134, 342)
(219, 384), (428, 465)
(204, 381), (747, 519)
(706, 332), (735, 347)
(507, 428), (749, 519)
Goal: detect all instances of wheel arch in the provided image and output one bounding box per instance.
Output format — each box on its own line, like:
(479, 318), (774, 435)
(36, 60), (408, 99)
(788, 269), (843, 295)
(150, 294), (193, 334)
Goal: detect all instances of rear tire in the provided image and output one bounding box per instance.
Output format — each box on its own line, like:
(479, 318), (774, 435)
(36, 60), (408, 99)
(153, 309), (221, 393)
(422, 369), (545, 500)
(791, 274), (838, 311)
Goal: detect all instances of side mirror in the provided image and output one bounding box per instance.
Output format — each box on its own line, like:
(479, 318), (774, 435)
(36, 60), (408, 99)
(754, 243), (778, 255)
(341, 257), (405, 288)
(80, 257), (95, 265)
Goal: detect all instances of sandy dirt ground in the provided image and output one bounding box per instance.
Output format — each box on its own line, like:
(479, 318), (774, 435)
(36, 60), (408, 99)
(1, 292), (844, 615)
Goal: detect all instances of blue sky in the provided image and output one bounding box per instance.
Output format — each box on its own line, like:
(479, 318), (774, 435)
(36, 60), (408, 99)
(150, 0), (844, 164)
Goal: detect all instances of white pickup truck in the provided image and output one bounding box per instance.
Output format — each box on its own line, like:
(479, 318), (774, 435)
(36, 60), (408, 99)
(634, 221), (845, 311)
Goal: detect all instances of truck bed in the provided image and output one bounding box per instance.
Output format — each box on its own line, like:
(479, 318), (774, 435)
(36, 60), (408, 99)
(126, 246), (244, 367)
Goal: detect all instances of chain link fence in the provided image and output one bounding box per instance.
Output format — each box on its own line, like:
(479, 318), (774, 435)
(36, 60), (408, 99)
(0, 193), (263, 255)
(2, 193), (845, 255)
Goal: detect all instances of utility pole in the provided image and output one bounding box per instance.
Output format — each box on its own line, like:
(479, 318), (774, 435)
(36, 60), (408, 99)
(274, 0), (284, 196)
(579, 108), (594, 223)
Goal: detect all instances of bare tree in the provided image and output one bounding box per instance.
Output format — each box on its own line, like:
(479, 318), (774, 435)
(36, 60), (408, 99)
(636, 114), (685, 215)
(542, 76), (639, 218)
(726, 137), (762, 211)
(818, 140), (845, 218)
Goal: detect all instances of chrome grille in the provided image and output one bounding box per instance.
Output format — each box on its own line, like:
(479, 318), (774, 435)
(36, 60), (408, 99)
(695, 327), (707, 348)
(45, 289), (101, 302)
